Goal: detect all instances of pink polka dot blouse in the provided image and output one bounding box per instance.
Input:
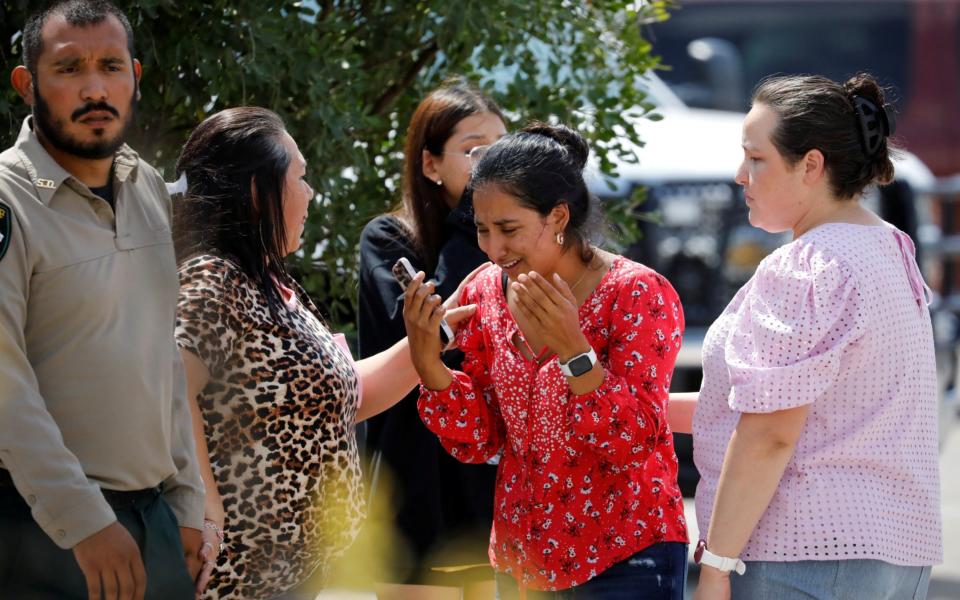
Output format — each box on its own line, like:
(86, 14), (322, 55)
(418, 257), (689, 590)
(694, 222), (943, 566)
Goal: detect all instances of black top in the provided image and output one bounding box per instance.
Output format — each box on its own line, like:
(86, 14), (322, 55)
(357, 194), (495, 581)
(89, 180), (114, 209)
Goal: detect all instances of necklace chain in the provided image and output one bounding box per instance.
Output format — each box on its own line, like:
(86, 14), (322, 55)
(567, 257), (594, 294)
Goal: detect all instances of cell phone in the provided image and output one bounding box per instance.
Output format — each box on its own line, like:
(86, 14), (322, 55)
(393, 257), (454, 346)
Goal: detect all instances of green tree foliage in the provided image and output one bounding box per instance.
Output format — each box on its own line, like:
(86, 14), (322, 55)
(0, 0), (668, 327)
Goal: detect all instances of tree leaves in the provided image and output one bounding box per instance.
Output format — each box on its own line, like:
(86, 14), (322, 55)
(0, 0), (668, 327)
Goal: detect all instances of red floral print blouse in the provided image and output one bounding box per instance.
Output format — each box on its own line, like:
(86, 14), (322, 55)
(418, 257), (688, 590)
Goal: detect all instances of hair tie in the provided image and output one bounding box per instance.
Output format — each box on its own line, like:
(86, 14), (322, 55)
(166, 172), (188, 196)
(852, 95), (896, 156)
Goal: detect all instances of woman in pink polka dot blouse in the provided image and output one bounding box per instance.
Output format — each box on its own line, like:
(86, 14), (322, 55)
(403, 123), (689, 599)
(689, 74), (943, 600)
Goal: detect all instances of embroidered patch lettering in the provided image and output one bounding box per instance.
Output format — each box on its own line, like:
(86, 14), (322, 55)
(36, 178), (56, 189)
(0, 202), (11, 261)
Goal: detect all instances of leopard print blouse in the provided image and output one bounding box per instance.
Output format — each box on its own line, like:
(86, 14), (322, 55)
(176, 255), (364, 600)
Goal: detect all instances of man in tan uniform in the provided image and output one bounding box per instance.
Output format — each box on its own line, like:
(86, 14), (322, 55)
(0, 1), (204, 599)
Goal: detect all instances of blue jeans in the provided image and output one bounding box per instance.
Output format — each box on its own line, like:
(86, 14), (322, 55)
(731, 559), (932, 600)
(495, 542), (687, 600)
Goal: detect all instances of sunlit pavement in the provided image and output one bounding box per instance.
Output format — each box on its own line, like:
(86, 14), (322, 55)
(930, 425), (960, 600)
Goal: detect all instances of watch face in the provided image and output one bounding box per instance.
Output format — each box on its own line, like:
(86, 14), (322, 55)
(567, 354), (594, 377)
(694, 540), (706, 564)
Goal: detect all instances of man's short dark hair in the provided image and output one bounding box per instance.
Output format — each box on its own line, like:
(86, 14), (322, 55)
(22, 0), (135, 74)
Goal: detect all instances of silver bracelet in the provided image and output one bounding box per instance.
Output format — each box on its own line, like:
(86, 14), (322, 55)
(203, 519), (225, 552)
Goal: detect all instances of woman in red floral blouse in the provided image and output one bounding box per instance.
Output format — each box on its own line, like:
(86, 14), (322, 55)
(402, 123), (688, 599)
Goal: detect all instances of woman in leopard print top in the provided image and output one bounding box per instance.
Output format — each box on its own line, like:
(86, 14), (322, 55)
(171, 107), (474, 599)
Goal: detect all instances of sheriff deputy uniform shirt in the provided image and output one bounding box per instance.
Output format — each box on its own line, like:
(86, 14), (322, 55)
(0, 117), (204, 549)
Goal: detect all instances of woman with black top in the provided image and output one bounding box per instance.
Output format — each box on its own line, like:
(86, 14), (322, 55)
(357, 79), (507, 581)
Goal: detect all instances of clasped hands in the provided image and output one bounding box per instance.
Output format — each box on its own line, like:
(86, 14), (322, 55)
(510, 271), (591, 363)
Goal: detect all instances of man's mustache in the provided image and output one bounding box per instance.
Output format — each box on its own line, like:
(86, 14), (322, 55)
(71, 102), (120, 121)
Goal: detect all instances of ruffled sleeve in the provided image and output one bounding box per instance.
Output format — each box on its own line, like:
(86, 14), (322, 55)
(725, 242), (867, 413)
(565, 269), (684, 465)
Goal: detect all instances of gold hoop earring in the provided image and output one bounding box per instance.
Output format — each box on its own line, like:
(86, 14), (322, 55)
(555, 231), (564, 246)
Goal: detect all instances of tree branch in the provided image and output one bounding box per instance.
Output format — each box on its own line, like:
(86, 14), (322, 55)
(369, 39), (439, 116)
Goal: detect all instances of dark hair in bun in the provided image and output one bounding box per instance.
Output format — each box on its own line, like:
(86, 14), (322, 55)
(521, 122), (591, 171)
(469, 122), (599, 261)
(753, 73), (898, 200)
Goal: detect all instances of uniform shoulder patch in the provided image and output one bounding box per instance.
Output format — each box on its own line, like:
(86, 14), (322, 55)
(0, 201), (11, 262)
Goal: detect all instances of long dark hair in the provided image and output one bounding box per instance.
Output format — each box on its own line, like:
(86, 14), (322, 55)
(753, 73), (898, 199)
(173, 106), (291, 313)
(399, 78), (504, 270)
(470, 122), (599, 263)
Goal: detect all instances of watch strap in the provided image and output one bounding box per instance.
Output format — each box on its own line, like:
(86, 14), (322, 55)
(699, 547), (746, 575)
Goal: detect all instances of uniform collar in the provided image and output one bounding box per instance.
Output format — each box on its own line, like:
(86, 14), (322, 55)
(13, 116), (140, 206)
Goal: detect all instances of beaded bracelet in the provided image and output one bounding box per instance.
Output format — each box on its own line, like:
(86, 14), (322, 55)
(203, 519), (225, 552)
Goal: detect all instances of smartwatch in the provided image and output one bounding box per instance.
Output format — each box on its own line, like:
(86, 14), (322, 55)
(694, 540), (746, 575)
(558, 348), (598, 378)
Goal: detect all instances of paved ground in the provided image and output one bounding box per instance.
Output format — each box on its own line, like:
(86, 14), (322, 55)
(317, 426), (960, 600)
(930, 425), (960, 600)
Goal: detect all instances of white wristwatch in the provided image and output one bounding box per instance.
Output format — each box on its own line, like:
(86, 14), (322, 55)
(558, 348), (598, 377)
(694, 540), (746, 575)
